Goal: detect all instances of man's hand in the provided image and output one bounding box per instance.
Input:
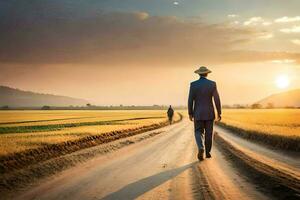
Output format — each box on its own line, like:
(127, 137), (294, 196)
(189, 115), (194, 121)
(217, 115), (222, 121)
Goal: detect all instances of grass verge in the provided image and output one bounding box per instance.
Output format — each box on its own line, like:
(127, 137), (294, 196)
(216, 122), (300, 152)
(214, 133), (300, 199)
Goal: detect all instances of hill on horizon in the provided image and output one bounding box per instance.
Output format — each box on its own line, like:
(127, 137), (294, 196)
(0, 86), (89, 107)
(257, 89), (300, 108)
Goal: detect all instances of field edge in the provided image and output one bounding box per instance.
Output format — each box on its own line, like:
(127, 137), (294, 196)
(216, 122), (300, 152)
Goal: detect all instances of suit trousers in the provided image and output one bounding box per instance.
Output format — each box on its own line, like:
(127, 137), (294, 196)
(194, 120), (214, 153)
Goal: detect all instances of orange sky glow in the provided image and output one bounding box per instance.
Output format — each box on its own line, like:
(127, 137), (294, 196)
(0, 1), (299, 106)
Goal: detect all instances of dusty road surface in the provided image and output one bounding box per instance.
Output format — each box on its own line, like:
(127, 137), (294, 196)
(16, 119), (298, 200)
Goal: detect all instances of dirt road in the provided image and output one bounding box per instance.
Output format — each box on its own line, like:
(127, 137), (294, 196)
(16, 119), (298, 200)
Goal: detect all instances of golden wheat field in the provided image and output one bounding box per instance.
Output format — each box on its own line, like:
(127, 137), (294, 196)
(221, 109), (300, 137)
(0, 110), (178, 156)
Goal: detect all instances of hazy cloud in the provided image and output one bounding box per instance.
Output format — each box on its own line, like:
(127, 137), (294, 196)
(228, 14), (238, 18)
(222, 51), (300, 64)
(243, 17), (272, 26)
(0, 6), (265, 66)
(275, 16), (300, 23)
(271, 59), (295, 64)
(280, 26), (300, 33)
(243, 17), (263, 26)
(262, 22), (272, 26)
(0, 2), (299, 66)
(291, 39), (300, 45)
(257, 33), (273, 39)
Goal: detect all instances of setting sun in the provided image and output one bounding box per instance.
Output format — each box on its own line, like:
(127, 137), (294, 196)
(276, 75), (290, 89)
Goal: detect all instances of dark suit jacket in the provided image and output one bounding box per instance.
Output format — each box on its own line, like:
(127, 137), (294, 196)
(188, 77), (221, 120)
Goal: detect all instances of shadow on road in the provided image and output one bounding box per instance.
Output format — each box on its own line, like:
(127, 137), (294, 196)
(101, 161), (198, 200)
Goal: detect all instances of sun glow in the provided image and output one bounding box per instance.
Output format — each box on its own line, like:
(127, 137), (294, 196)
(275, 75), (290, 89)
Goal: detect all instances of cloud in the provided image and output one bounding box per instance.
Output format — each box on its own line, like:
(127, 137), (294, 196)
(0, 2), (299, 66)
(243, 17), (272, 26)
(243, 17), (263, 26)
(230, 20), (240, 25)
(271, 59), (295, 64)
(291, 39), (300, 45)
(0, 5), (264, 66)
(257, 33), (273, 39)
(262, 22), (272, 26)
(280, 26), (300, 33)
(275, 16), (300, 23)
(228, 14), (238, 18)
(222, 51), (300, 64)
(134, 12), (149, 20)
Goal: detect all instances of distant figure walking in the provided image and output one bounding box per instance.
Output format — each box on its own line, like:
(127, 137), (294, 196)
(167, 105), (174, 124)
(188, 66), (221, 161)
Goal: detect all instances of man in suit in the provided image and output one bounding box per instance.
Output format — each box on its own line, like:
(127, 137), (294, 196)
(188, 66), (221, 161)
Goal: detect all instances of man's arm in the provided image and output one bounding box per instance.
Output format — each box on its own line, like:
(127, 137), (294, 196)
(213, 83), (222, 121)
(188, 84), (194, 121)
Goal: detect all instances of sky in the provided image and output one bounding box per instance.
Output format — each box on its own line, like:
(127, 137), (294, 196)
(0, 0), (300, 106)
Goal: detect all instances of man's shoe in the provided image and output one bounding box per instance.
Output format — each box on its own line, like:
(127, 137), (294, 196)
(206, 152), (211, 158)
(198, 149), (204, 161)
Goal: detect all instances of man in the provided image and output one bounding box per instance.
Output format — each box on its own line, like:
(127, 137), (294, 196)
(167, 105), (174, 124)
(188, 66), (221, 161)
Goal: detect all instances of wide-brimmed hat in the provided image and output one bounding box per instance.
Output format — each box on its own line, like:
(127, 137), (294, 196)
(194, 66), (212, 75)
